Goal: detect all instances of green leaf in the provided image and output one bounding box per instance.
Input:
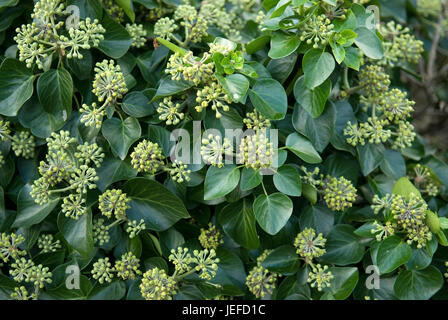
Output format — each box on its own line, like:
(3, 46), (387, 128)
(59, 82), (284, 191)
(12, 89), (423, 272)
(285, 132), (322, 164)
(216, 73), (249, 103)
(343, 47), (361, 71)
(98, 14), (133, 59)
(249, 78), (287, 120)
(253, 192), (293, 235)
(13, 184), (59, 228)
(376, 236), (412, 275)
(394, 266), (443, 300)
(152, 76), (193, 100)
(293, 76), (331, 118)
(122, 91), (153, 118)
(96, 157), (137, 192)
(37, 68), (73, 117)
(268, 32), (301, 59)
(302, 49), (335, 89)
(324, 267), (359, 300)
(380, 149), (406, 180)
(273, 165), (302, 197)
(329, 39), (345, 64)
(0, 59), (34, 116)
(357, 143), (385, 176)
(322, 224), (365, 265)
(102, 117), (141, 160)
(292, 101), (335, 152)
(204, 165), (240, 200)
(246, 35), (271, 55)
(354, 27), (383, 59)
(114, 0), (135, 22)
(261, 245), (300, 274)
(18, 96), (66, 139)
(240, 168), (262, 191)
(122, 177), (190, 231)
(299, 205), (334, 236)
(156, 37), (187, 56)
(58, 210), (93, 257)
(392, 177), (421, 200)
(218, 198), (260, 249)
(88, 281), (126, 300)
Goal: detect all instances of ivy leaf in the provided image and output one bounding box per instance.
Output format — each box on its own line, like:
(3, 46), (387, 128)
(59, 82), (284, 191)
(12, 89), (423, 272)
(376, 236), (412, 275)
(98, 13), (133, 59)
(268, 32), (301, 59)
(324, 267), (359, 300)
(216, 73), (249, 103)
(122, 91), (153, 118)
(285, 132), (322, 164)
(102, 117), (141, 160)
(240, 168), (262, 191)
(253, 192), (293, 235)
(302, 49), (335, 89)
(394, 266), (443, 300)
(354, 27), (383, 59)
(122, 177), (190, 231)
(218, 198), (260, 249)
(321, 224), (365, 265)
(12, 184), (59, 228)
(249, 78), (287, 120)
(273, 165), (302, 197)
(261, 245), (300, 274)
(152, 76), (193, 100)
(114, 0), (135, 22)
(37, 68), (73, 117)
(204, 165), (240, 200)
(292, 101), (335, 152)
(0, 59), (35, 116)
(58, 209), (94, 257)
(293, 76), (331, 118)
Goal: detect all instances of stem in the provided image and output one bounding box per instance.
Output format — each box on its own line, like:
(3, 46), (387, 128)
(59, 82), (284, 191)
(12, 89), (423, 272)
(343, 66), (350, 90)
(174, 267), (197, 281)
(261, 180), (268, 196)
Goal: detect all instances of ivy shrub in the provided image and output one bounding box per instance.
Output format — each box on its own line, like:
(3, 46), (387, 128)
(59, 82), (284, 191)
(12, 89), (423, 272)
(0, 0), (448, 301)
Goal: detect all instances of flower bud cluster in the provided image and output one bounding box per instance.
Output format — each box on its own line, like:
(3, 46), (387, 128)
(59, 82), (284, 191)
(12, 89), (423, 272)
(408, 164), (440, 197)
(199, 223), (224, 249)
(195, 81), (232, 118)
(37, 234), (62, 253)
(14, 0), (105, 69)
(379, 21), (424, 66)
(0, 233), (26, 263)
(156, 97), (185, 126)
(166, 160), (191, 183)
(243, 109), (271, 131)
(294, 228), (326, 261)
(99, 189), (131, 221)
(201, 134), (233, 168)
(299, 14), (335, 49)
(371, 192), (433, 248)
(30, 131), (104, 220)
(323, 176), (357, 211)
(130, 139), (165, 174)
(236, 131), (274, 170)
(307, 264), (334, 291)
(246, 250), (277, 298)
(344, 64), (417, 149)
(126, 23), (147, 48)
(140, 267), (178, 300)
(166, 51), (214, 86)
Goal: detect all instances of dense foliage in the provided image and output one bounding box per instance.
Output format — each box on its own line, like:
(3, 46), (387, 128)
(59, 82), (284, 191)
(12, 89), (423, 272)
(0, 0), (448, 301)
